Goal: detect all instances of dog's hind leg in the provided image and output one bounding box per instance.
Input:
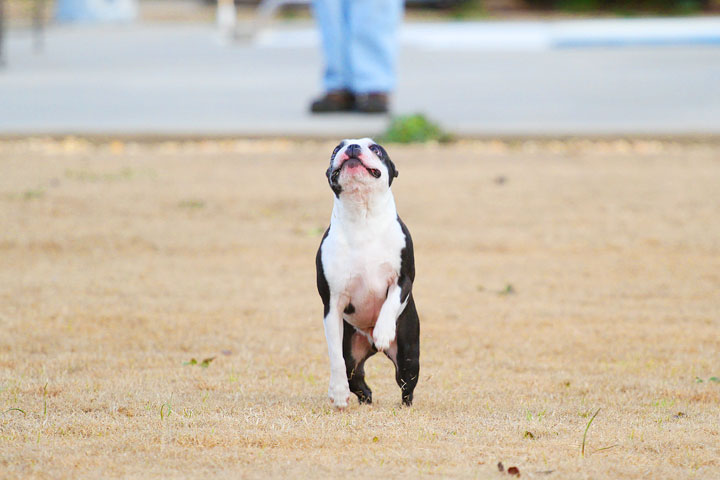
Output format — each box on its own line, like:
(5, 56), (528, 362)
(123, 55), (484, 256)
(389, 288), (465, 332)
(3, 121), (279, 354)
(386, 295), (420, 406)
(342, 321), (377, 404)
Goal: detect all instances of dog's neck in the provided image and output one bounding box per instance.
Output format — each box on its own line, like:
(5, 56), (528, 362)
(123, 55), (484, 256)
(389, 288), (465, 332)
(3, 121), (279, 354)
(332, 188), (397, 229)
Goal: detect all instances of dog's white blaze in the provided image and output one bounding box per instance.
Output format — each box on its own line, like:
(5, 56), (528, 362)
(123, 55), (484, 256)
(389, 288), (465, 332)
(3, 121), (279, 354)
(322, 138), (408, 406)
(322, 191), (406, 332)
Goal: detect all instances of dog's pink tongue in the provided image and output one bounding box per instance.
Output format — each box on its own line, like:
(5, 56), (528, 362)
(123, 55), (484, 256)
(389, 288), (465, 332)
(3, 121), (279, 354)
(344, 158), (364, 173)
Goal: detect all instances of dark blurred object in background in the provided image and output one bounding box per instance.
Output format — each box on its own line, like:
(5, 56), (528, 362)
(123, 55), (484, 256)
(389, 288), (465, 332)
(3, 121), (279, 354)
(214, 0), (715, 12)
(523, 0), (712, 13)
(215, 0), (465, 5)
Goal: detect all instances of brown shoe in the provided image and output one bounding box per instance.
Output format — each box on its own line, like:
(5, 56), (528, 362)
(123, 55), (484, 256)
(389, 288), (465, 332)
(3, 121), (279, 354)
(310, 90), (355, 113)
(355, 93), (389, 114)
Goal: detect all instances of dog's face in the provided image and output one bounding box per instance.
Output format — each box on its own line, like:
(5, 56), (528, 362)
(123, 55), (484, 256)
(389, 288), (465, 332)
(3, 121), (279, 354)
(326, 138), (398, 197)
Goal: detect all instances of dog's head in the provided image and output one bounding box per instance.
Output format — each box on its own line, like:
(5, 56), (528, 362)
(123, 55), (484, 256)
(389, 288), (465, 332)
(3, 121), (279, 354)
(325, 138), (398, 197)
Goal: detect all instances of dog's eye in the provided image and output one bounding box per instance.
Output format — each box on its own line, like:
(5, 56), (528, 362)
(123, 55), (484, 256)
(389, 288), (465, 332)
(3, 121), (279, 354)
(369, 144), (382, 157)
(332, 145), (342, 156)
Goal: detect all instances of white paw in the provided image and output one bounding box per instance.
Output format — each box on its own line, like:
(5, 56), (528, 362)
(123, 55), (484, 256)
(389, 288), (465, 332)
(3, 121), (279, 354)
(372, 322), (396, 352)
(328, 380), (351, 409)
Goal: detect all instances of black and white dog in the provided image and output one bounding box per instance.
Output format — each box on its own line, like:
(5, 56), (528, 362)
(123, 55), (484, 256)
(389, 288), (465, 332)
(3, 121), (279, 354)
(315, 138), (420, 408)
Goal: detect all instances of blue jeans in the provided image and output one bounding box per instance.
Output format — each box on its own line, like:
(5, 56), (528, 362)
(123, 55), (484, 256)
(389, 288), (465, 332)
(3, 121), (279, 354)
(312, 0), (404, 94)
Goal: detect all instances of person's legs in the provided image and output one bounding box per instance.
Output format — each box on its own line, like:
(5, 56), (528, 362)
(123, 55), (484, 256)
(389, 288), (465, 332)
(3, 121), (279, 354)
(311, 0), (352, 92)
(348, 0), (403, 94)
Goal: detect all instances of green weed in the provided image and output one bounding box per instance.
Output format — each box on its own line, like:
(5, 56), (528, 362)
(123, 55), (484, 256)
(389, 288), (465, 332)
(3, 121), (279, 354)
(2, 407), (26, 416)
(178, 199), (206, 209)
(160, 395), (173, 420)
(184, 357), (215, 368)
(23, 189), (45, 200)
(380, 114), (452, 144)
(498, 284), (516, 296)
(581, 408), (600, 456)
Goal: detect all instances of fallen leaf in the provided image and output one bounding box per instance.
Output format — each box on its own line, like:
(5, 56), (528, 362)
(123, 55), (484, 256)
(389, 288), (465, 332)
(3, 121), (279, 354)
(523, 431), (535, 439)
(508, 466), (521, 477)
(497, 462), (504, 472)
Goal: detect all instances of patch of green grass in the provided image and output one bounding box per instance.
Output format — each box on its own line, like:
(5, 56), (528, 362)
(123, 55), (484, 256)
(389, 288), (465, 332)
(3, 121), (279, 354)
(498, 284), (516, 296)
(22, 189), (45, 200)
(548, 0), (705, 15)
(278, 5), (310, 20)
(668, 0), (705, 15)
(449, 0), (488, 20)
(65, 167), (138, 182)
(178, 199), (206, 209)
(555, 0), (602, 12)
(652, 398), (675, 409)
(160, 395), (173, 420)
(380, 114), (452, 144)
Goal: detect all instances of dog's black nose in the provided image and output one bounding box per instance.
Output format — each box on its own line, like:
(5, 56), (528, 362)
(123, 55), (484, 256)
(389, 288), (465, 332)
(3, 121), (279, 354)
(346, 144), (361, 158)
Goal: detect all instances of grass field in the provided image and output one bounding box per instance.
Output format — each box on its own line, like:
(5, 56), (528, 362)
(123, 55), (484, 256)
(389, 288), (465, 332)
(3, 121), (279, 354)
(1, 138), (719, 479)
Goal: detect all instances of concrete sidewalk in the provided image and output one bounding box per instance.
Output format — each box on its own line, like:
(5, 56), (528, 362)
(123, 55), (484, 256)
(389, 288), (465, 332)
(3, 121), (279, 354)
(1, 18), (719, 137)
(258, 16), (720, 50)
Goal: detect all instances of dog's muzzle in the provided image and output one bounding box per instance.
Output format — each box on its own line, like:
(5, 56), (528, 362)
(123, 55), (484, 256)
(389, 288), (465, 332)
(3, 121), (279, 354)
(332, 158), (382, 180)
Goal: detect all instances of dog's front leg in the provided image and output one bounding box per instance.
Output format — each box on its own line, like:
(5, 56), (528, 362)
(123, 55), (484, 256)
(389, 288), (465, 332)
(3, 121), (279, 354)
(373, 281), (409, 351)
(324, 296), (351, 408)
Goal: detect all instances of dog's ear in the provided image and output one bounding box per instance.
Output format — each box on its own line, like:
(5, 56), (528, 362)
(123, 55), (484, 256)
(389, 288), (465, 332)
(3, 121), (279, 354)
(386, 157), (399, 186)
(375, 144), (399, 186)
(326, 143), (344, 196)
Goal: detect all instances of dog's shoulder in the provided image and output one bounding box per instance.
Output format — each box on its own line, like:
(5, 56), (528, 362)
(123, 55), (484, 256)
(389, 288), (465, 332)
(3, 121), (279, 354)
(396, 215), (415, 284)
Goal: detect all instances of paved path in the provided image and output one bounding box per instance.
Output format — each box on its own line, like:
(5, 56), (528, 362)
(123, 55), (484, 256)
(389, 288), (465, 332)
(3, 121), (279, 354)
(1, 19), (720, 137)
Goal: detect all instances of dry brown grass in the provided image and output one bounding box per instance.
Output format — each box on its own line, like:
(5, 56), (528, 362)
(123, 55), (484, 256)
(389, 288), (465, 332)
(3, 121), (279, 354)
(1, 138), (719, 479)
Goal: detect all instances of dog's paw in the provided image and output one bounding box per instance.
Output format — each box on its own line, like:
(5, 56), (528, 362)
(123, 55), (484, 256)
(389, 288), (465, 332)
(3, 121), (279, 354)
(372, 322), (396, 352)
(328, 381), (351, 409)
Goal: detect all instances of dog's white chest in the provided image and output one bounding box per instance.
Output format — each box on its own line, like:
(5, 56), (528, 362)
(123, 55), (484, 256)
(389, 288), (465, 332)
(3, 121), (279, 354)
(321, 217), (406, 331)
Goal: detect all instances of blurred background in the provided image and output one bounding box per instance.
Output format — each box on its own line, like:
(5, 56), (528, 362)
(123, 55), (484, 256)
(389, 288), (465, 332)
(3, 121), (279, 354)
(2, 3), (720, 477)
(0, 0), (719, 138)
